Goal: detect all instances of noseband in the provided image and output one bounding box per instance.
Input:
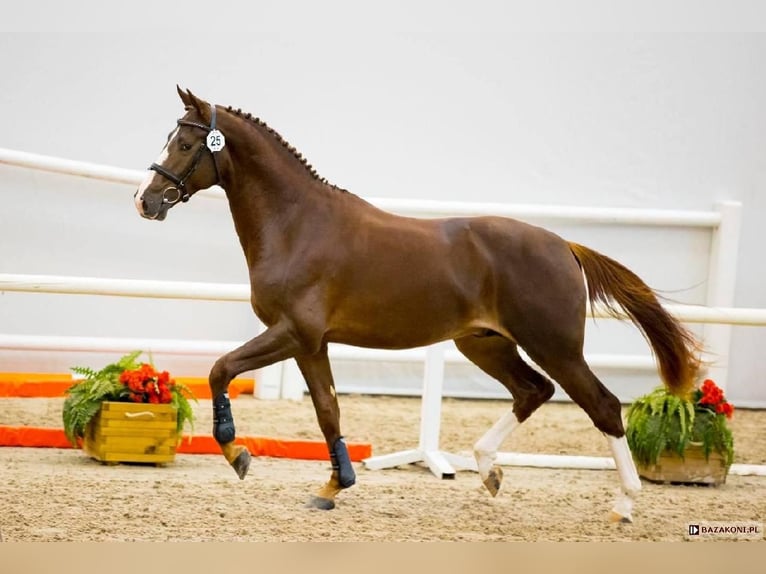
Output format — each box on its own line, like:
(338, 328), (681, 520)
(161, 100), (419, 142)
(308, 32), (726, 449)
(149, 103), (223, 205)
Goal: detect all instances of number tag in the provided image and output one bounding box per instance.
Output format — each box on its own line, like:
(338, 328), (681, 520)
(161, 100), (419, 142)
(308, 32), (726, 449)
(206, 130), (225, 152)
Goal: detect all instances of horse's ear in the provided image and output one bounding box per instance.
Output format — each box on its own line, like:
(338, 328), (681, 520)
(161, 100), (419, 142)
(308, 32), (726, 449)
(177, 84), (191, 107)
(181, 88), (211, 122)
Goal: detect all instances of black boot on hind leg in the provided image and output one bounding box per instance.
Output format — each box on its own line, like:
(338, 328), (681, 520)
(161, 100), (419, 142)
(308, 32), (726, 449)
(306, 437), (356, 510)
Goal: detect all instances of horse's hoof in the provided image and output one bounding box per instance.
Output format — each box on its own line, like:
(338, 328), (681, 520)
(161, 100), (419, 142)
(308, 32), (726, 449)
(231, 449), (251, 480)
(609, 511), (633, 524)
(482, 466), (503, 497)
(305, 496), (335, 510)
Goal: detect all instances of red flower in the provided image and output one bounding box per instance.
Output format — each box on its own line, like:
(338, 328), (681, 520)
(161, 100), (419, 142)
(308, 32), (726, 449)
(139, 363), (156, 380)
(694, 379), (734, 419)
(118, 363), (177, 405)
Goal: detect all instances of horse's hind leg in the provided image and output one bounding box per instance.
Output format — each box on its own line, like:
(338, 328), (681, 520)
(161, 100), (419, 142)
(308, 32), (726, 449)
(529, 351), (641, 523)
(294, 347), (356, 510)
(454, 334), (555, 496)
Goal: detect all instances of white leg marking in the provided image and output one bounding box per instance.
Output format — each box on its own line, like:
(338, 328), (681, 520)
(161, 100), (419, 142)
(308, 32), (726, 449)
(473, 410), (519, 480)
(607, 435), (641, 522)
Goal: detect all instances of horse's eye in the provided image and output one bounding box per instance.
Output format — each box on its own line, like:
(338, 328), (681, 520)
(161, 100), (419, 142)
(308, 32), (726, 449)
(180, 143), (193, 152)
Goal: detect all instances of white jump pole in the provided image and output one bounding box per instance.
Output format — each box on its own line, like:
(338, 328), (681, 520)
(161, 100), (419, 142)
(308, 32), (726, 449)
(363, 342), (459, 479)
(445, 452), (766, 477)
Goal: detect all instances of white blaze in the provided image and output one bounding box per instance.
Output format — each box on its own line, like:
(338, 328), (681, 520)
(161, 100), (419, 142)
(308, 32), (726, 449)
(135, 127), (180, 214)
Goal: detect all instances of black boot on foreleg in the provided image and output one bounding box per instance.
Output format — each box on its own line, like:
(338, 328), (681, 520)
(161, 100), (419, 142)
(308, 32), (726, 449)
(213, 392), (251, 479)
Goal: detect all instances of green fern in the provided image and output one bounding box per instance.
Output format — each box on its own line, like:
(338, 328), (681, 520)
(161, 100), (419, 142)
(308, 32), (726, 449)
(171, 381), (196, 438)
(692, 408), (734, 466)
(62, 351), (196, 447)
(626, 385), (734, 466)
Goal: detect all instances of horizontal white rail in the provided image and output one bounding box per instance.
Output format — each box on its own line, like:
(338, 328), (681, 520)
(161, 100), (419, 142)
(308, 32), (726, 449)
(660, 305), (766, 326)
(0, 333), (658, 372)
(0, 273), (250, 302)
(329, 344), (658, 370)
(371, 197), (721, 227)
(0, 334), (243, 356)
(0, 147), (223, 199)
(3, 273), (766, 326)
(1, 147), (721, 227)
(0, 148), (143, 185)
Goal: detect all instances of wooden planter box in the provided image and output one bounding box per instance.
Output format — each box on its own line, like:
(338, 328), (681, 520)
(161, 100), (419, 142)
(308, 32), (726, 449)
(636, 444), (729, 486)
(83, 401), (179, 465)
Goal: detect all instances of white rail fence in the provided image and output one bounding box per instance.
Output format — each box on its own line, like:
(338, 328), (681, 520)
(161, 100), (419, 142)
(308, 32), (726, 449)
(2, 147), (764, 479)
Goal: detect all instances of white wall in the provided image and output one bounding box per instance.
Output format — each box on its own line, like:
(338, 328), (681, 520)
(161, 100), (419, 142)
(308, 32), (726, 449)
(1, 13), (765, 405)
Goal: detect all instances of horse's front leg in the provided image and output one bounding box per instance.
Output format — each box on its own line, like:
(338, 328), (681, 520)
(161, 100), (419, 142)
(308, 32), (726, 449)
(209, 322), (302, 479)
(295, 349), (356, 510)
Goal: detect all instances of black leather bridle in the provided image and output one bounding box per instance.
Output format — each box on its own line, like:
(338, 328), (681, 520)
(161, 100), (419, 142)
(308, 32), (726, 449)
(149, 103), (223, 206)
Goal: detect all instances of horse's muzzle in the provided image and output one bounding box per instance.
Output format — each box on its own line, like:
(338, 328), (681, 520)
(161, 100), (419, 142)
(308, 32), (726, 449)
(134, 190), (168, 221)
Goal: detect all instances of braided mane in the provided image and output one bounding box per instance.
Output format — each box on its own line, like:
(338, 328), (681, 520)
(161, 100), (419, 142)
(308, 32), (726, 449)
(224, 105), (347, 193)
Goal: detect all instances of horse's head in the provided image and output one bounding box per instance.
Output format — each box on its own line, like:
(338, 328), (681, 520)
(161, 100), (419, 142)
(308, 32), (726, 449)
(134, 86), (225, 220)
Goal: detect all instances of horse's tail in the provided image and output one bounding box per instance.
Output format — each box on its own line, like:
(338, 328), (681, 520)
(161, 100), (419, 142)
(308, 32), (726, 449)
(568, 242), (701, 397)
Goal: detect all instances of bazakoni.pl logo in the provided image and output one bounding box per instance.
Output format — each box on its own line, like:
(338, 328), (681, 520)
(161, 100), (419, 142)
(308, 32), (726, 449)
(687, 521), (763, 540)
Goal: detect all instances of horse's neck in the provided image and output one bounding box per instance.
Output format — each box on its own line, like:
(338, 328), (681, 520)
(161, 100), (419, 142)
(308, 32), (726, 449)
(222, 139), (327, 267)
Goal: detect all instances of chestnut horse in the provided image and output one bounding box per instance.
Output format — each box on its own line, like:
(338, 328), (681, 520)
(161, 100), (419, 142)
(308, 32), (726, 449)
(135, 87), (701, 522)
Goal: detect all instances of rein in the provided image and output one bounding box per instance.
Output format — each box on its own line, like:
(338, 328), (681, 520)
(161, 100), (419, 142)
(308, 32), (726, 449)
(149, 103), (223, 205)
